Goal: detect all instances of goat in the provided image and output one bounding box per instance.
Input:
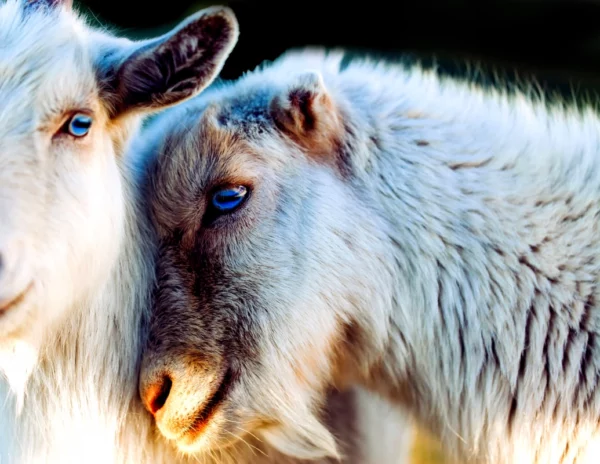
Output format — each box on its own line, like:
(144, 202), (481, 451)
(139, 48), (600, 464)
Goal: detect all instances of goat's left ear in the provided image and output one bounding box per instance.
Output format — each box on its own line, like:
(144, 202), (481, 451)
(270, 70), (343, 159)
(100, 6), (238, 117)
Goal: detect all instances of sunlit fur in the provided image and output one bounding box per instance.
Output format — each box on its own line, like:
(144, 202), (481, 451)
(0, 5), (147, 460)
(136, 102), (413, 462)
(0, 0), (240, 461)
(141, 47), (600, 464)
(0, 1), (412, 462)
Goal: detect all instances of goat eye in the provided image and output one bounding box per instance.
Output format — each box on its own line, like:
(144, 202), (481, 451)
(211, 186), (248, 213)
(65, 113), (92, 137)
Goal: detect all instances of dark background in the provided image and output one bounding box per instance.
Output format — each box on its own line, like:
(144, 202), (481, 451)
(75, 0), (600, 99)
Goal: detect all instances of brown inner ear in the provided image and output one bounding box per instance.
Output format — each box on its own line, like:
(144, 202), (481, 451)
(100, 7), (238, 119)
(270, 81), (344, 164)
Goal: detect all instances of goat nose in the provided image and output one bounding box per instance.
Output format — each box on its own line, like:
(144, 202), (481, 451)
(142, 374), (173, 415)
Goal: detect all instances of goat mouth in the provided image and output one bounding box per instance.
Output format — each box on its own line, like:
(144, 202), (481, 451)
(0, 282), (33, 315)
(182, 368), (235, 441)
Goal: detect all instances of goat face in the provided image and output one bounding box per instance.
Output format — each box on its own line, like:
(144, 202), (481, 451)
(0, 0), (238, 348)
(139, 69), (394, 460)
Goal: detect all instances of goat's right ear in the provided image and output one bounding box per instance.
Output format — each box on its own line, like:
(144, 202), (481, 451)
(99, 6), (238, 118)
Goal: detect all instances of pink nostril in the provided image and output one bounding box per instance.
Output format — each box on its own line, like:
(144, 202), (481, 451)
(145, 375), (173, 415)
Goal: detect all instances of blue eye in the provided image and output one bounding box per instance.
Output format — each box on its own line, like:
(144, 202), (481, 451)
(66, 113), (92, 137)
(211, 186), (248, 213)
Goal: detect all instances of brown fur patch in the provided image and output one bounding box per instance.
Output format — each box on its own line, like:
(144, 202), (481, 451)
(270, 73), (345, 172)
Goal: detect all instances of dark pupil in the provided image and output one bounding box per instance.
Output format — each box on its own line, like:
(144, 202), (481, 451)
(213, 186), (247, 211)
(73, 117), (91, 129)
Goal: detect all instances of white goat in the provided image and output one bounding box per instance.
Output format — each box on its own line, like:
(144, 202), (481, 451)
(0, 2), (411, 462)
(0, 0), (238, 461)
(139, 48), (600, 464)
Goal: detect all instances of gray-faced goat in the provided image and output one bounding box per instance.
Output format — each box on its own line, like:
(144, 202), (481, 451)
(140, 49), (600, 464)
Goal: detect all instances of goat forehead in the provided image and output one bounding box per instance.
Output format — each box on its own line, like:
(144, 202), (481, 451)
(0, 0), (85, 52)
(156, 123), (244, 193)
(151, 87), (287, 206)
(0, 3), (95, 118)
(214, 87), (273, 130)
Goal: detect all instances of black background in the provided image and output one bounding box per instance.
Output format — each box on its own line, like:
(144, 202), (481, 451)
(75, 0), (600, 97)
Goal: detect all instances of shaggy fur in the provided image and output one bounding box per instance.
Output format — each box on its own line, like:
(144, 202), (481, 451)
(140, 48), (600, 464)
(0, 0), (240, 461)
(135, 102), (412, 462)
(0, 2), (411, 462)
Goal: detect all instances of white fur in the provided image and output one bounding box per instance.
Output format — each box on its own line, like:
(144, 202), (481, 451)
(0, 1), (208, 462)
(149, 48), (600, 463)
(0, 2), (412, 462)
(270, 49), (600, 464)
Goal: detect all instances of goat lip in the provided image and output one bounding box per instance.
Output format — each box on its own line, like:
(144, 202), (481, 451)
(180, 368), (234, 442)
(0, 282), (33, 315)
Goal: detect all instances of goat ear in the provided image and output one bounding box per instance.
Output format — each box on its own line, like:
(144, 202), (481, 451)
(102, 6), (238, 118)
(270, 70), (343, 159)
